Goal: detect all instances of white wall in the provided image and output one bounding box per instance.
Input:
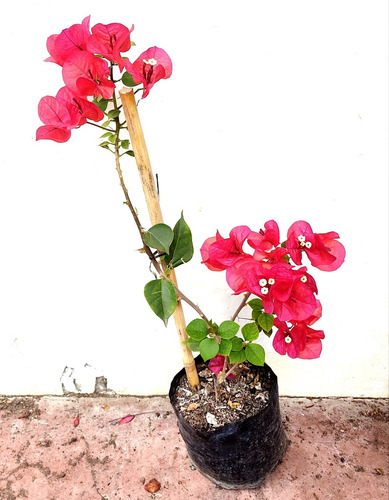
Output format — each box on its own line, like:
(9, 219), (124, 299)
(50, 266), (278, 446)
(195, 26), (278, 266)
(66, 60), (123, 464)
(0, 0), (387, 397)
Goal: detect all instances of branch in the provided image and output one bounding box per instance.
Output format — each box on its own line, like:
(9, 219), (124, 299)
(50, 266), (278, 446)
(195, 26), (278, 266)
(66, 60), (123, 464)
(231, 292), (251, 321)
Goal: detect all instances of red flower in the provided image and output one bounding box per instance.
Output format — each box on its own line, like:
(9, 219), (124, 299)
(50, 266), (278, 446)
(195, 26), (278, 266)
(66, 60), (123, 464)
(56, 86), (104, 124)
(238, 261), (317, 322)
(272, 318), (325, 359)
(286, 220), (345, 271)
(124, 47), (172, 98)
(62, 51), (115, 98)
(36, 87), (104, 143)
(45, 16), (91, 66)
(248, 220), (280, 252)
(201, 226), (251, 271)
(208, 355), (234, 379)
(36, 95), (80, 142)
(86, 22), (134, 71)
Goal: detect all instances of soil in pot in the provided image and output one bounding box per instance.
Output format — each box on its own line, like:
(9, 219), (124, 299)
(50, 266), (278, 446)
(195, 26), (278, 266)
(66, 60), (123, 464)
(169, 359), (288, 490)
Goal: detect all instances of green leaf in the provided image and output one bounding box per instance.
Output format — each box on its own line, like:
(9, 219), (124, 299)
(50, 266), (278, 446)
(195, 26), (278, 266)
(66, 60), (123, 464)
(263, 328), (273, 338)
(248, 298), (264, 320)
(229, 349), (246, 364)
(218, 338), (232, 356)
(144, 279), (177, 326)
(241, 323), (259, 341)
(258, 313), (274, 333)
(184, 339), (201, 352)
(186, 318), (208, 340)
(248, 298), (263, 309)
(121, 139), (130, 149)
(94, 98), (109, 111)
(199, 338), (219, 362)
(165, 213), (194, 268)
(122, 72), (140, 87)
(143, 224), (173, 253)
(218, 320), (240, 340)
(124, 150), (135, 157)
(101, 120), (111, 128)
(230, 336), (243, 351)
(245, 343), (265, 366)
(107, 109), (121, 119)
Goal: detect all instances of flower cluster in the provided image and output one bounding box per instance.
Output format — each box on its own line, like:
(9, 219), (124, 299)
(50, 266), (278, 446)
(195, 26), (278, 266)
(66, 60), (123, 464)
(201, 220), (345, 360)
(36, 16), (172, 143)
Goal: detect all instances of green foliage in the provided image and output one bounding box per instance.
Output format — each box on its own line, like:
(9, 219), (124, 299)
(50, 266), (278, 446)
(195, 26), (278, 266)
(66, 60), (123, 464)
(245, 343), (265, 366)
(229, 349), (246, 364)
(165, 213), (194, 268)
(230, 336), (243, 351)
(184, 338), (201, 352)
(107, 109), (121, 119)
(186, 318), (208, 340)
(248, 298), (263, 321)
(258, 313), (274, 333)
(122, 72), (140, 87)
(93, 97), (109, 111)
(241, 322), (259, 341)
(199, 338), (219, 362)
(218, 320), (240, 339)
(144, 279), (177, 326)
(143, 224), (174, 253)
(218, 338), (232, 356)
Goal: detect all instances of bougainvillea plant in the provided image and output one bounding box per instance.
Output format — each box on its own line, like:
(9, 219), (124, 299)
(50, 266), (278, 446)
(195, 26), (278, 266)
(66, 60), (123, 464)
(37, 16), (345, 387)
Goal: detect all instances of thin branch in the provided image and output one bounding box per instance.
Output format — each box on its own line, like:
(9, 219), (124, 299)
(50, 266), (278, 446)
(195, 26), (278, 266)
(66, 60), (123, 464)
(87, 121), (115, 132)
(231, 292), (251, 321)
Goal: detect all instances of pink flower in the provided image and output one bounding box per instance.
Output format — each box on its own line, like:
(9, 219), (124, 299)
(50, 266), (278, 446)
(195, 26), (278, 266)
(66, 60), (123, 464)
(208, 355), (234, 379)
(62, 51), (115, 98)
(272, 318), (325, 359)
(238, 261), (317, 322)
(248, 220), (280, 252)
(45, 16), (91, 66)
(226, 256), (255, 294)
(36, 95), (80, 142)
(200, 235), (223, 271)
(124, 47), (172, 98)
(201, 226), (251, 271)
(36, 87), (104, 143)
(286, 220), (345, 271)
(56, 86), (104, 125)
(86, 22), (134, 71)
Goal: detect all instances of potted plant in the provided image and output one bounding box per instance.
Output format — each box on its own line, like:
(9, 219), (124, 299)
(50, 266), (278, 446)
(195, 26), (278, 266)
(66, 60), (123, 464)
(36, 16), (346, 490)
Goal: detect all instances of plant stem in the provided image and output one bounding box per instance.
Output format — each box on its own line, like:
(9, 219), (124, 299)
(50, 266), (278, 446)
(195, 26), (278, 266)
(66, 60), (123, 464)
(231, 292), (251, 321)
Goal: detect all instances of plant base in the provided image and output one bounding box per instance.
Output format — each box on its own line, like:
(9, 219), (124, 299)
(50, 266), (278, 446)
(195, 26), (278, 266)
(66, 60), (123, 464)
(169, 357), (288, 489)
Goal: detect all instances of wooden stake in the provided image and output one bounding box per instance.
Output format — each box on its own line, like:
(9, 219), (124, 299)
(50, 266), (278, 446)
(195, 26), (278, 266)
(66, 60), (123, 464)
(119, 87), (200, 389)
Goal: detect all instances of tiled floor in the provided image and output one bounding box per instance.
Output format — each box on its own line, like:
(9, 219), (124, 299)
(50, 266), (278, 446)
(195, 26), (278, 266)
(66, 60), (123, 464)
(0, 395), (387, 499)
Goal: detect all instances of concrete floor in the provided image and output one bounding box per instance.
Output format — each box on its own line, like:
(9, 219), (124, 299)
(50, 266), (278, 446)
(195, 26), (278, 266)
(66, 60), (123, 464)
(0, 395), (387, 500)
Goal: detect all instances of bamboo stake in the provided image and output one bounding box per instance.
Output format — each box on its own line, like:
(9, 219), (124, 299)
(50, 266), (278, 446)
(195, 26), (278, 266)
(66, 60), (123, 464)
(119, 87), (200, 389)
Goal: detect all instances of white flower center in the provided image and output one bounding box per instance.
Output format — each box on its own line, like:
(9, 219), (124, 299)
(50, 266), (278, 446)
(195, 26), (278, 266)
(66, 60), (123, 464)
(268, 278), (275, 285)
(143, 58), (157, 66)
(298, 234), (312, 249)
(285, 335), (292, 344)
(259, 278), (267, 287)
(300, 275), (308, 283)
(261, 287), (269, 295)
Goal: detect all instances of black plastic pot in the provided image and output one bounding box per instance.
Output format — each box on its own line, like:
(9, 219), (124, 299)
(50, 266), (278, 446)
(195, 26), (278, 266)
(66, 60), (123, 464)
(169, 357), (288, 489)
